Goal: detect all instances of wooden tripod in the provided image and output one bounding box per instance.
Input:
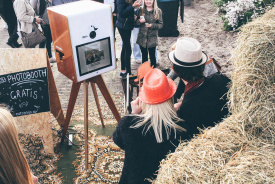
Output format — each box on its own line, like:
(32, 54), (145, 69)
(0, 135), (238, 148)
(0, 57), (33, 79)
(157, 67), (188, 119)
(61, 74), (121, 170)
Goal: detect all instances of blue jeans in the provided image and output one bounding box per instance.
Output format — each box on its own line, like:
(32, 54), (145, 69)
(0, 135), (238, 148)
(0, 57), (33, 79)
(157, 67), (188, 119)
(132, 27), (141, 61)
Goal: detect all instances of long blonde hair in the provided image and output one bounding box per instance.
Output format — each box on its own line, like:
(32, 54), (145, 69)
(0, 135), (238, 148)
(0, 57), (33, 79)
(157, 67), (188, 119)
(131, 98), (185, 143)
(142, 0), (160, 20)
(0, 108), (34, 184)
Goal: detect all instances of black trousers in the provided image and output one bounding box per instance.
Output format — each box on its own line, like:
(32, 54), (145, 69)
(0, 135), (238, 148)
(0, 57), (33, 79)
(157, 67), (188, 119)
(0, 11), (18, 44)
(157, 0), (179, 37)
(140, 46), (156, 68)
(118, 28), (132, 74)
(39, 24), (53, 58)
(113, 15), (117, 39)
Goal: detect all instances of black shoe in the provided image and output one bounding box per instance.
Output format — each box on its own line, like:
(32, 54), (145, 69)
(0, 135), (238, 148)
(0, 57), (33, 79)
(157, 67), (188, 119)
(120, 72), (127, 79)
(13, 42), (22, 48)
(6, 42), (16, 48)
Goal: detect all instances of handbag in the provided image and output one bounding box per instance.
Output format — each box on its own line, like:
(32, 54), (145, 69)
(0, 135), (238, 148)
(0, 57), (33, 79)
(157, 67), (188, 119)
(21, 23), (46, 48)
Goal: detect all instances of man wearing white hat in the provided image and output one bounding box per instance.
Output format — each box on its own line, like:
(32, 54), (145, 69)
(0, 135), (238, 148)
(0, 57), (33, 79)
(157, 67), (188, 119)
(168, 37), (230, 140)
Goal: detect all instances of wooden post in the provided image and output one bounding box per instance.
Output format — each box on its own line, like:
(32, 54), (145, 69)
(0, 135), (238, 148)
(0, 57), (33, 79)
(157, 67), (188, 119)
(84, 80), (89, 170)
(61, 75), (121, 169)
(90, 81), (105, 127)
(61, 82), (81, 143)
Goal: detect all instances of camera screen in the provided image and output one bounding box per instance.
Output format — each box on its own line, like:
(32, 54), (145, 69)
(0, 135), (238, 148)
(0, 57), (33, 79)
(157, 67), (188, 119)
(76, 37), (112, 76)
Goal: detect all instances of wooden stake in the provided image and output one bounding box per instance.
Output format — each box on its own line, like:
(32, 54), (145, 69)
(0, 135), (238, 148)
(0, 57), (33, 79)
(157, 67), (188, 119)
(90, 81), (105, 127)
(84, 80), (89, 170)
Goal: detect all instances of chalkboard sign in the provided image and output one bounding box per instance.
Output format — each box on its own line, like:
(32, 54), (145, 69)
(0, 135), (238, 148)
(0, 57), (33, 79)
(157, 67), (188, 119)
(0, 67), (50, 117)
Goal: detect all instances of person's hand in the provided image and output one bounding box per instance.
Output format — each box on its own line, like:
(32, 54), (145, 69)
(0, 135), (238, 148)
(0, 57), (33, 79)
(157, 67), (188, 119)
(145, 23), (152, 28)
(174, 102), (182, 111)
(131, 97), (142, 114)
(134, 15), (137, 21)
(36, 17), (42, 24)
(132, 0), (142, 8)
(171, 42), (177, 51)
(31, 173), (38, 184)
(113, 13), (117, 16)
(139, 18), (145, 23)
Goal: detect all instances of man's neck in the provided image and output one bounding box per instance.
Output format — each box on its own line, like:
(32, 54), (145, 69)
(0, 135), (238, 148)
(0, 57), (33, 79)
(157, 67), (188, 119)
(182, 79), (188, 85)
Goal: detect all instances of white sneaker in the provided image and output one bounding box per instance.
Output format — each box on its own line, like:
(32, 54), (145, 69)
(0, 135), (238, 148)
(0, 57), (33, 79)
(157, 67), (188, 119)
(49, 57), (56, 63)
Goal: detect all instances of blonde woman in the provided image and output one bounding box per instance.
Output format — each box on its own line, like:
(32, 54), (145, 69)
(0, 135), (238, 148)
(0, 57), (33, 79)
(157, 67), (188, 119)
(0, 108), (38, 184)
(113, 68), (185, 184)
(135, 0), (163, 67)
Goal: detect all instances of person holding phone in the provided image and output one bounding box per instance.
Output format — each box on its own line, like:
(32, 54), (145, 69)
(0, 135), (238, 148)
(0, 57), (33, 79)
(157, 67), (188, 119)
(135, 0), (163, 67)
(116, 0), (142, 78)
(113, 69), (185, 183)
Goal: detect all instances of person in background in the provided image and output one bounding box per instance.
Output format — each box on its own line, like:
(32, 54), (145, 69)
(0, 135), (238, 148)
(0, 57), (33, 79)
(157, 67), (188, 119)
(167, 41), (219, 102)
(168, 37), (230, 140)
(13, 0), (43, 48)
(136, 0), (163, 67)
(116, 0), (142, 78)
(0, 108), (38, 184)
(30, 0), (56, 63)
(112, 0), (117, 39)
(0, 0), (22, 48)
(131, 7), (142, 64)
(113, 68), (185, 184)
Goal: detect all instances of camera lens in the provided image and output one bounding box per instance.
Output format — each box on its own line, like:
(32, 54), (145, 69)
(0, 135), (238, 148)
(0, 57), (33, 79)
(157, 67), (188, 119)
(90, 31), (96, 39)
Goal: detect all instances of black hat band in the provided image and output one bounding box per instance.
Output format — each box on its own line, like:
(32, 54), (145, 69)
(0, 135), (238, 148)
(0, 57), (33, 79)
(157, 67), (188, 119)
(174, 54), (203, 66)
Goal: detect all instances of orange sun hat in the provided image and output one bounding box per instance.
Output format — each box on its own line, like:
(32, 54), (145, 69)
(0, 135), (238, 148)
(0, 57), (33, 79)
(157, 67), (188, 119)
(139, 68), (177, 104)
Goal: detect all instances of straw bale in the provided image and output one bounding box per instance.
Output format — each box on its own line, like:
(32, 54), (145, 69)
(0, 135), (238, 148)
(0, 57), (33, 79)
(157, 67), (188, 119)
(153, 8), (275, 184)
(229, 8), (275, 142)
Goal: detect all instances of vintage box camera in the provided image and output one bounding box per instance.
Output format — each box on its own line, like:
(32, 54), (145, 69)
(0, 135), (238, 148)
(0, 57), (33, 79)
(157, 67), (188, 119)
(48, 1), (116, 83)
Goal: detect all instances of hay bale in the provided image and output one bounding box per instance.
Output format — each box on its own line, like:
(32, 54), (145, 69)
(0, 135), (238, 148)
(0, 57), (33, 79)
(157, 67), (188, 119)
(153, 8), (275, 184)
(229, 8), (275, 142)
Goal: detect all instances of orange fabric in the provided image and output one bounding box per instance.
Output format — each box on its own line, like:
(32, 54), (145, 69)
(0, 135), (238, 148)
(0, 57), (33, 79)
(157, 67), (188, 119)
(139, 68), (177, 104)
(205, 57), (221, 71)
(134, 62), (153, 91)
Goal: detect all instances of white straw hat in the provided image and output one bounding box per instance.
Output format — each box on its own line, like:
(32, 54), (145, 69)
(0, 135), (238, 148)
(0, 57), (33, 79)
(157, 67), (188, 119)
(168, 37), (208, 67)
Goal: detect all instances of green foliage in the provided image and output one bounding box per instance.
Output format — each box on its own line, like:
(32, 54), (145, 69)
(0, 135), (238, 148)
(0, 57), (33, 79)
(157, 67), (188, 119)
(222, 20), (232, 31)
(214, 0), (274, 31)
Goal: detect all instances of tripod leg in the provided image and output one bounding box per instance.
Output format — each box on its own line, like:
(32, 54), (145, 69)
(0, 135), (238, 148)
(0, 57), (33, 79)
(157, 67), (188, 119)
(90, 81), (105, 127)
(61, 82), (81, 143)
(92, 75), (121, 122)
(84, 81), (89, 170)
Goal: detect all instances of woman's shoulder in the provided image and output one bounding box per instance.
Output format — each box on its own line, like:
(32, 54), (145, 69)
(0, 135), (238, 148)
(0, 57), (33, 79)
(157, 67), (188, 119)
(14, 0), (26, 4)
(14, 0), (27, 8)
(118, 115), (143, 128)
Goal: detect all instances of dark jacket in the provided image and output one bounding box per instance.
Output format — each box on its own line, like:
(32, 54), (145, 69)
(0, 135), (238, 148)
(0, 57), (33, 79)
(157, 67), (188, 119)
(113, 116), (185, 184)
(177, 73), (230, 139)
(116, 0), (135, 30)
(136, 8), (163, 48)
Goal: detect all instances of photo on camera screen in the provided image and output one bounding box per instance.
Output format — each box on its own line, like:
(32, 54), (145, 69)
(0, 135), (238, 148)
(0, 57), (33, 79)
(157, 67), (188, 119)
(76, 37), (112, 76)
